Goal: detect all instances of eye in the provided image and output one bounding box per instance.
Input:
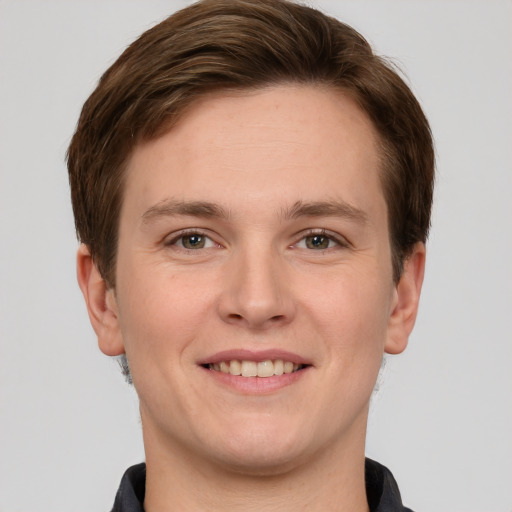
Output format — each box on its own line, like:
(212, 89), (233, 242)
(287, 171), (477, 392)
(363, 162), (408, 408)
(295, 230), (347, 251)
(304, 234), (334, 250)
(169, 232), (217, 250)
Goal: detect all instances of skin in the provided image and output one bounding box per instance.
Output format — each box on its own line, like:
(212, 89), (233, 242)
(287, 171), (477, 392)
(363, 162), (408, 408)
(78, 84), (425, 511)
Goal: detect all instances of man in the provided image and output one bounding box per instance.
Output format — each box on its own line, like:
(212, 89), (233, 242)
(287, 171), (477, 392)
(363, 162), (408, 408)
(67, 0), (433, 510)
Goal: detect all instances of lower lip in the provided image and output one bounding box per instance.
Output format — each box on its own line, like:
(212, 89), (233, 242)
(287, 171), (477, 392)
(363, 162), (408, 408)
(200, 366), (310, 394)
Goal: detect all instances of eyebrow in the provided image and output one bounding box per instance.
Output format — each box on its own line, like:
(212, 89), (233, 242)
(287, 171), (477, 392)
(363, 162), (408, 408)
(141, 200), (229, 224)
(141, 198), (368, 225)
(284, 200), (368, 224)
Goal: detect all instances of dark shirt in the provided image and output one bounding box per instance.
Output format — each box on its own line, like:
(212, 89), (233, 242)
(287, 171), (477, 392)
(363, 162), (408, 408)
(111, 458), (414, 511)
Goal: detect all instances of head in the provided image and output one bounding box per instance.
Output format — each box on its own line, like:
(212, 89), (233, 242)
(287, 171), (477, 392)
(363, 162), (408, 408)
(69, 0), (434, 477)
(67, 0), (434, 289)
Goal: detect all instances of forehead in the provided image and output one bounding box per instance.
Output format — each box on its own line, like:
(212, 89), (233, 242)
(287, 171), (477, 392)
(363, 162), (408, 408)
(123, 84), (384, 222)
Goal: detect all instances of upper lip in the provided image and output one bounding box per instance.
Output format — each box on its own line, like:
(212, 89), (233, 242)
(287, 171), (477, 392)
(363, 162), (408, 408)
(197, 349), (310, 366)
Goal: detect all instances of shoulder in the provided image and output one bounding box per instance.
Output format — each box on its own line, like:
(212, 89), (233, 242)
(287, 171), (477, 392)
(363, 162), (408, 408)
(110, 463), (146, 512)
(365, 458), (415, 512)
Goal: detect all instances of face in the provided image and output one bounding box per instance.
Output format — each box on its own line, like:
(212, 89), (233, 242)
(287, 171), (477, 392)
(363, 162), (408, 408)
(85, 85), (423, 474)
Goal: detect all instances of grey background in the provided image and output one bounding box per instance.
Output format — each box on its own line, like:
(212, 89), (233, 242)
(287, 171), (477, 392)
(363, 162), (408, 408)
(1, 1), (511, 511)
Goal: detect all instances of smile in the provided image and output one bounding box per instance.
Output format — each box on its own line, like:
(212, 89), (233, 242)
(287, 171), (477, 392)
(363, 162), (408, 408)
(206, 359), (305, 378)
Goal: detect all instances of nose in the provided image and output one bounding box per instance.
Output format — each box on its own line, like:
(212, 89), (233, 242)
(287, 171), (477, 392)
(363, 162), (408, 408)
(217, 244), (296, 330)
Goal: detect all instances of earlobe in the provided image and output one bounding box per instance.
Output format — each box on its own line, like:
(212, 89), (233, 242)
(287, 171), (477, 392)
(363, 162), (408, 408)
(76, 244), (125, 356)
(385, 243), (426, 355)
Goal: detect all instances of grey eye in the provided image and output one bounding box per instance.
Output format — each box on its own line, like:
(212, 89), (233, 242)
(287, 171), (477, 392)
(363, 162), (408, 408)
(180, 234), (207, 249)
(304, 235), (331, 249)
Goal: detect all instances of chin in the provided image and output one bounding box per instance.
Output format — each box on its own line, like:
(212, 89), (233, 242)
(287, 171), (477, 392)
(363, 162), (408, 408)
(201, 421), (316, 476)
(211, 446), (308, 477)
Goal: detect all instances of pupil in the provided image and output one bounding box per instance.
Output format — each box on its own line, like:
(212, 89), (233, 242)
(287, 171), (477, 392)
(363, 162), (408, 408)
(307, 235), (328, 249)
(184, 234), (204, 249)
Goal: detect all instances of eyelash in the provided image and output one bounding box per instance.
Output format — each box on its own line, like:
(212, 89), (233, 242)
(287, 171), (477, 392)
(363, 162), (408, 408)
(294, 229), (350, 251)
(165, 229), (219, 251)
(165, 228), (350, 252)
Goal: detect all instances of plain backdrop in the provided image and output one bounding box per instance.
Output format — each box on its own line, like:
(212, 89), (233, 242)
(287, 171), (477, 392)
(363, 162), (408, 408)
(1, 1), (511, 511)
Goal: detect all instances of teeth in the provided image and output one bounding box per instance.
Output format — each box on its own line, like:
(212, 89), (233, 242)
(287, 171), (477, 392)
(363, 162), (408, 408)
(229, 359), (241, 376)
(208, 359), (304, 378)
(241, 360), (257, 377)
(257, 360), (274, 377)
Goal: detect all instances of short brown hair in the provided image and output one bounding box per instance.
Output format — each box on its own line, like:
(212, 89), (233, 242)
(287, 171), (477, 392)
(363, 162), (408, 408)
(67, 0), (434, 286)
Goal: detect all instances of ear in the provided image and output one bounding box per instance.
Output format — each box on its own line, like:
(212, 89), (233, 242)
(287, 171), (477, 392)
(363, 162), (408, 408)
(385, 242), (426, 355)
(76, 244), (125, 356)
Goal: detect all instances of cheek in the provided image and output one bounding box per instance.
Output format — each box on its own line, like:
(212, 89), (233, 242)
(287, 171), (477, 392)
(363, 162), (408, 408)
(303, 267), (393, 358)
(115, 266), (216, 364)
(113, 270), (217, 418)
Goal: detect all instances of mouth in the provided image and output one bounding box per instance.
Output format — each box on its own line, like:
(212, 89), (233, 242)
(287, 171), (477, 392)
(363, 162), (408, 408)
(203, 359), (307, 378)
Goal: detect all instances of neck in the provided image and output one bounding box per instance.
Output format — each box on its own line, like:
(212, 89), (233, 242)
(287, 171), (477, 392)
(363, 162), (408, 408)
(142, 416), (370, 512)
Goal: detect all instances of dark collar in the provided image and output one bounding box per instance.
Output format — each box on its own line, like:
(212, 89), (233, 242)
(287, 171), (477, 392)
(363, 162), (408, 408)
(365, 458), (414, 512)
(111, 458), (413, 512)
